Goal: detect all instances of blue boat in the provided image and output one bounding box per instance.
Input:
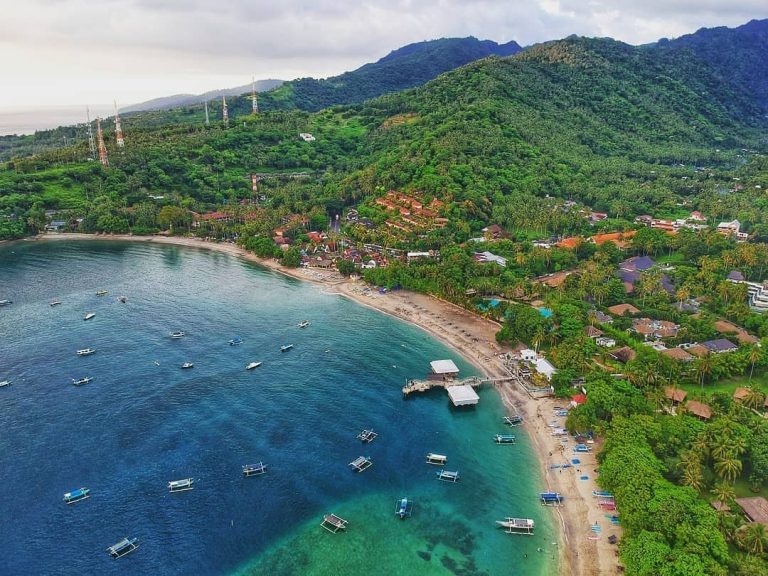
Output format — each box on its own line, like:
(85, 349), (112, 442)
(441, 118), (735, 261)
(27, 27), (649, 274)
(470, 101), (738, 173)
(396, 497), (413, 519)
(574, 444), (592, 453)
(539, 491), (564, 505)
(229, 336), (243, 346)
(63, 487), (90, 504)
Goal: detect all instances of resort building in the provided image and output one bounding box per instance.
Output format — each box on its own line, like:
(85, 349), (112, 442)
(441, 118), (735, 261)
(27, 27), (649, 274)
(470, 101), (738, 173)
(735, 497), (768, 527)
(474, 251), (507, 267)
(702, 339), (739, 354)
(664, 387), (687, 405)
(686, 400), (713, 421)
(535, 358), (557, 381)
(607, 303), (640, 316)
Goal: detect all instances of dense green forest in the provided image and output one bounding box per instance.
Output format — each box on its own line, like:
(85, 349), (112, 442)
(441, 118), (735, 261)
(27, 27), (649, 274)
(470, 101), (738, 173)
(3, 24), (768, 574)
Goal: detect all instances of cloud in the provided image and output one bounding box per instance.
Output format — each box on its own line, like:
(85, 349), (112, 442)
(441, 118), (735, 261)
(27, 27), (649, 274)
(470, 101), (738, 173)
(0, 0), (766, 107)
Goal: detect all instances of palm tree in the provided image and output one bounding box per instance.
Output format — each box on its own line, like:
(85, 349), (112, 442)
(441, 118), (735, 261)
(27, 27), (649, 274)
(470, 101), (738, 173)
(743, 386), (765, 410)
(710, 481), (736, 508)
(737, 523), (767, 556)
(714, 456), (743, 484)
(695, 354), (714, 398)
(679, 451), (704, 492)
(748, 345), (762, 384)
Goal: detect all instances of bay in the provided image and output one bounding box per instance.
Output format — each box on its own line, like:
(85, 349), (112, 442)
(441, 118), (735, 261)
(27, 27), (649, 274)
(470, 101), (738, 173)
(0, 240), (557, 575)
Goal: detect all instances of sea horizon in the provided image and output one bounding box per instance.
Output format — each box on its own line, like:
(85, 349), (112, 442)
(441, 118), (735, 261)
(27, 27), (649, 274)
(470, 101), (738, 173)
(0, 105), (113, 136)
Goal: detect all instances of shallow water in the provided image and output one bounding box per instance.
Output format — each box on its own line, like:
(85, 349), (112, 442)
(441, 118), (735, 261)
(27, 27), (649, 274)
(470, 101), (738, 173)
(0, 241), (557, 575)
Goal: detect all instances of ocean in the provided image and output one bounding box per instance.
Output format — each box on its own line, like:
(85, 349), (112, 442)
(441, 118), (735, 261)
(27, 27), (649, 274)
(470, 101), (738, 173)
(0, 106), (112, 137)
(0, 240), (557, 576)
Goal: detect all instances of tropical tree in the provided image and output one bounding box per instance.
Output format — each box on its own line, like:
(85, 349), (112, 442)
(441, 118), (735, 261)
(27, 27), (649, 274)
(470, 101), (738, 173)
(714, 456), (743, 484)
(736, 523), (767, 556)
(710, 482), (736, 508)
(748, 345), (762, 384)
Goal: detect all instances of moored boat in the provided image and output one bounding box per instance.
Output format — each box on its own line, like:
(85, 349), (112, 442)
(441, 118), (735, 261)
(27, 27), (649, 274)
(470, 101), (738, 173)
(76, 348), (95, 356)
(181, 362), (194, 369)
(0, 380), (11, 388)
(170, 331), (186, 339)
(494, 434), (516, 444)
(396, 497), (413, 519)
(246, 362), (262, 370)
(83, 312), (95, 321)
(117, 296), (127, 303)
(0, 299), (12, 306)
(229, 336), (243, 346)
(280, 344), (294, 352)
(50, 300), (62, 306)
(71, 376), (93, 386)
(168, 478), (194, 492)
(348, 456), (372, 472)
(356, 429), (378, 443)
(63, 487), (90, 504)
(321, 513), (348, 533)
(496, 517), (535, 535)
(298, 320), (310, 328)
(243, 462), (267, 476)
(504, 415), (524, 426)
(426, 453), (447, 465)
(436, 469), (459, 482)
(96, 290), (108, 296)
(107, 537), (139, 559)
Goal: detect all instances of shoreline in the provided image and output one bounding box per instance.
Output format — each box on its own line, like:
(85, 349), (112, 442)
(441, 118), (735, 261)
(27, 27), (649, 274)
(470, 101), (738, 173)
(21, 232), (621, 575)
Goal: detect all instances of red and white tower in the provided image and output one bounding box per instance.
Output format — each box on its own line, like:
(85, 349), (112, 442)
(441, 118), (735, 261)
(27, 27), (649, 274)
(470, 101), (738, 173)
(114, 101), (124, 148)
(85, 107), (97, 161)
(222, 96), (229, 125)
(251, 78), (259, 114)
(96, 117), (109, 167)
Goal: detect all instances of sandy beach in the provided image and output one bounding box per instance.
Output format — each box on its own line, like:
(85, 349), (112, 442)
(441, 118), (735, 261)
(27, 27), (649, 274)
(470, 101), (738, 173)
(24, 233), (622, 575)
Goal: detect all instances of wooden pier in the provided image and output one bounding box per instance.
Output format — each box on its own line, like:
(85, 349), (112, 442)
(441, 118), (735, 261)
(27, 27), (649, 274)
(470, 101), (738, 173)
(402, 376), (487, 396)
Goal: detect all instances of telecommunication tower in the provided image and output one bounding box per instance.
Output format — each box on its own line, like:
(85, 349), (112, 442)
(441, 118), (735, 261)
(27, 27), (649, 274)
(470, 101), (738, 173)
(96, 117), (109, 167)
(251, 78), (259, 114)
(222, 96), (229, 125)
(85, 107), (97, 161)
(204, 101), (210, 126)
(114, 101), (124, 148)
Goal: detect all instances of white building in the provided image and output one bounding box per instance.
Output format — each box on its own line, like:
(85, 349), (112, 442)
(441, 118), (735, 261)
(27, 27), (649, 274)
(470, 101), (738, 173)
(535, 358), (557, 381)
(299, 133), (316, 142)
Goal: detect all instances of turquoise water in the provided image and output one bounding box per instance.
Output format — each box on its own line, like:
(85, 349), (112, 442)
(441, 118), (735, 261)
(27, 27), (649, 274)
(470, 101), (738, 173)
(0, 240), (557, 575)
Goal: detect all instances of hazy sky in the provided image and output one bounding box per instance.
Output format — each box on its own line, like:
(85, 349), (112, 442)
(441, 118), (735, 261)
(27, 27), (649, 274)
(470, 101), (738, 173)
(1, 0), (766, 109)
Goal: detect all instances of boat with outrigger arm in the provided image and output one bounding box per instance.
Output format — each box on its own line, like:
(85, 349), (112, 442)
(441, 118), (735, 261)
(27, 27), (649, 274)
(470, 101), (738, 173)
(107, 537), (139, 559)
(348, 456), (372, 472)
(168, 478), (194, 492)
(426, 453), (447, 465)
(246, 361), (262, 370)
(395, 497), (413, 519)
(63, 487), (90, 504)
(0, 380), (11, 388)
(540, 491), (564, 506)
(83, 312), (95, 321)
(71, 376), (93, 386)
(496, 517), (535, 535)
(181, 362), (194, 369)
(436, 469), (459, 482)
(229, 336), (243, 346)
(243, 462), (268, 477)
(321, 513), (348, 533)
(280, 344), (294, 352)
(95, 290), (108, 296)
(504, 415), (524, 426)
(76, 348), (95, 356)
(298, 320), (310, 328)
(356, 429), (378, 443)
(170, 331), (185, 339)
(494, 434), (516, 444)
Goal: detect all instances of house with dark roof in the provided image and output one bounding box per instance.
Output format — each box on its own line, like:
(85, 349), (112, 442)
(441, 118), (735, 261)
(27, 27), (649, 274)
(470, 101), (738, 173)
(702, 339), (739, 354)
(727, 270), (746, 282)
(585, 326), (604, 338)
(611, 346), (637, 364)
(590, 310), (614, 324)
(617, 255), (674, 295)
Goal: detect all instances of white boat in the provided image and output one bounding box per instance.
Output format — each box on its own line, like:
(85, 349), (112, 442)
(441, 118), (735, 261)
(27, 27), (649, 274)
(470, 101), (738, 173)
(181, 362), (194, 369)
(84, 313), (95, 321)
(0, 299), (12, 306)
(50, 300), (62, 306)
(168, 478), (194, 492)
(496, 517), (535, 535)
(117, 296), (127, 303)
(170, 331), (186, 339)
(280, 344), (294, 352)
(96, 290), (108, 296)
(229, 336), (243, 346)
(107, 537), (139, 559)
(72, 376), (93, 386)
(243, 462), (268, 476)
(0, 380), (11, 388)
(298, 320), (310, 328)
(246, 362), (262, 370)
(76, 348), (96, 356)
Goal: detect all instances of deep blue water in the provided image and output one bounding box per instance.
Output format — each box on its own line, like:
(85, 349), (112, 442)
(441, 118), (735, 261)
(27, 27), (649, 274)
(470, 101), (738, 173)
(0, 240), (556, 576)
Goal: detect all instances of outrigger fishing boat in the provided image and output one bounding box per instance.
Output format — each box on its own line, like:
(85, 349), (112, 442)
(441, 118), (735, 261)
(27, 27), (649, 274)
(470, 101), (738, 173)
(504, 415), (524, 426)
(181, 362), (194, 369)
(494, 434), (516, 444)
(229, 336), (243, 346)
(540, 491), (564, 506)
(0, 380), (11, 388)
(280, 344), (294, 352)
(395, 497), (413, 519)
(50, 300), (62, 306)
(436, 469), (459, 482)
(168, 478), (194, 492)
(107, 537), (139, 559)
(243, 462), (268, 477)
(321, 514), (348, 533)
(496, 517), (535, 535)
(426, 453), (447, 465)
(170, 331), (185, 339)
(83, 313), (95, 321)
(71, 376), (93, 386)
(348, 456), (372, 473)
(356, 429), (378, 443)
(298, 320), (310, 328)
(63, 487), (90, 504)
(95, 290), (108, 296)
(246, 362), (262, 370)
(76, 348), (95, 356)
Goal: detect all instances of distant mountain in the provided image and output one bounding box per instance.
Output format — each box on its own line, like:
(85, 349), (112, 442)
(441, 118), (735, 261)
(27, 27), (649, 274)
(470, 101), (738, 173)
(257, 36), (523, 112)
(122, 79), (284, 113)
(653, 18), (768, 114)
